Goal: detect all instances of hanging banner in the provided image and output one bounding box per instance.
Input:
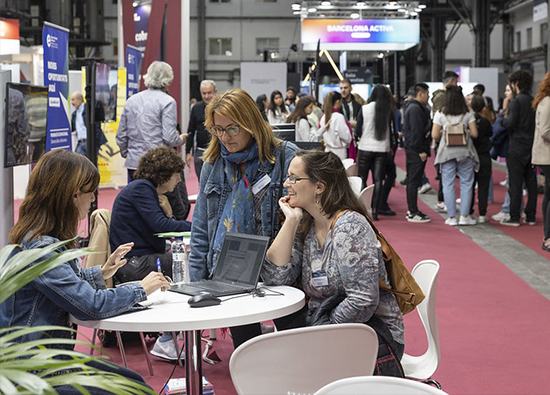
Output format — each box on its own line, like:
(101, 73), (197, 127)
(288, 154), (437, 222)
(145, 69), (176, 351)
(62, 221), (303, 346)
(126, 45), (144, 98)
(302, 19), (420, 51)
(43, 22), (71, 151)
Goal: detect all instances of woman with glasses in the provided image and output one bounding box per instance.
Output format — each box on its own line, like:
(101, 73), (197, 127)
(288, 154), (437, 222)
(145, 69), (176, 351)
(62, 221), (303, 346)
(262, 150), (405, 360)
(188, 89), (299, 348)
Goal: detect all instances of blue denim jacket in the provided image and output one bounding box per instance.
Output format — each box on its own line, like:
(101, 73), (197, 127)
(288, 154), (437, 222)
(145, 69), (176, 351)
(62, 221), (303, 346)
(0, 235), (147, 343)
(188, 141), (298, 281)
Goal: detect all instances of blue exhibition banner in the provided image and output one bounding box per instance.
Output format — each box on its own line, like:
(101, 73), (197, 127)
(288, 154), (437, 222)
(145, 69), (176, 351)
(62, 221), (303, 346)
(43, 23), (71, 151)
(126, 45), (144, 98)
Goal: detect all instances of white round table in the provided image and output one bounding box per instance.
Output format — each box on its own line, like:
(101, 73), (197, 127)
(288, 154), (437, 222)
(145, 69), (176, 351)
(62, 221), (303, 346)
(72, 285), (305, 395)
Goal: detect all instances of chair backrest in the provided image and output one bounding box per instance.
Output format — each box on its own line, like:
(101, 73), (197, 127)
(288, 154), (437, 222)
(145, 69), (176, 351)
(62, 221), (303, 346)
(314, 376), (449, 395)
(86, 209), (113, 287)
(341, 158), (354, 169)
(348, 176), (362, 198)
(229, 324), (378, 395)
(401, 260), (441, 380)
(359, 184), (374, 218)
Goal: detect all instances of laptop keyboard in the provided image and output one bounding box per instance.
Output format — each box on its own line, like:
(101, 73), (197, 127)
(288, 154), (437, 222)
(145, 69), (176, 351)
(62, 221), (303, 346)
(195, 280), (249, 293)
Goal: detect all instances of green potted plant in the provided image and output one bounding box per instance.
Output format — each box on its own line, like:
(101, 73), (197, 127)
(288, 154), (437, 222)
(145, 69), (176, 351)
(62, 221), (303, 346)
(0, 238), (155, 394)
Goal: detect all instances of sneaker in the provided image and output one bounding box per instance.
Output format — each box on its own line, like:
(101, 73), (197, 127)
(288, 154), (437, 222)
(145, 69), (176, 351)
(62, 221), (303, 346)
(459, 215), (477, 226)
(491, 211), (510, 222)
(445, 217), (458, 226)
(499, 179), (507, 187)
(434, 202), (447, 212)
(524, 219), (536, 226)
(418, 183), (432, 194)
(150, 338), (181, 361)
(456, 197), (461, 204)
(478, 215), (487, 224)
(521, 212), (527, 220)
(406, 211), (431, 223)
(501, 218), (520, 227)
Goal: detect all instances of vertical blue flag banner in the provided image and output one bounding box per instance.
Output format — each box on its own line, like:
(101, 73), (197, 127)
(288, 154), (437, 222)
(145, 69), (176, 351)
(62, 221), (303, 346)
(43, 23), (71, 151)
(126, 45), (144, 98)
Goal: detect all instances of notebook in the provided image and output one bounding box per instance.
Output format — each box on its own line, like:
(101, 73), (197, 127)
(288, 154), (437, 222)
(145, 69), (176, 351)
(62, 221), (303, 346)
(169, 232), (269, 297)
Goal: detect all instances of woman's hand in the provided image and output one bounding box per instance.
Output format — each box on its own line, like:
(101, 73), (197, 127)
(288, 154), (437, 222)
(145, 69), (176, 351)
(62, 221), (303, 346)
(101, 242), (134, 280)
(139, 271), (171, 295)
(279, 196), (303, 223)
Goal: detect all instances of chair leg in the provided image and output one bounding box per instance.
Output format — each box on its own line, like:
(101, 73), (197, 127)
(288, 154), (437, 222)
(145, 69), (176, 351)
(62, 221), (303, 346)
(209, 328), (216, 340)
(115, 331), (129, 368)
(90, 328), (97, 355)
(171, 332), (184, 367)
(139, 332), (154, 376)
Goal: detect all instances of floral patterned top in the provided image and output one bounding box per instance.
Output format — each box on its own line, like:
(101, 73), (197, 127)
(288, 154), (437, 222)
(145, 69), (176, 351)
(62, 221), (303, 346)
(262, 210), (405, 345)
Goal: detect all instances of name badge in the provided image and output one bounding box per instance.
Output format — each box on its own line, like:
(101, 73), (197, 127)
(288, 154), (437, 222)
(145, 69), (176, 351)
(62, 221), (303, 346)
(252, 174), (271, 195)
(311, 270), (329, 287)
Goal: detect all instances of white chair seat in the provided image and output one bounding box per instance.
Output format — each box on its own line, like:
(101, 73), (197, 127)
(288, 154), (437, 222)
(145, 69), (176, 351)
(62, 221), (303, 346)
(315, 376), (449, 395)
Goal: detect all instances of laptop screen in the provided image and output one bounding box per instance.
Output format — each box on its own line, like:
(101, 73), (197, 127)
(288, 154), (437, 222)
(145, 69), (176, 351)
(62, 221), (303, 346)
(214, 233), (269, 285)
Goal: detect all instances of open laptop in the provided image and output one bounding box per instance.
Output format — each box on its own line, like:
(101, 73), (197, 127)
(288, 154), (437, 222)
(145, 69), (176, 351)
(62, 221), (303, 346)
(169, 232), (269, 297)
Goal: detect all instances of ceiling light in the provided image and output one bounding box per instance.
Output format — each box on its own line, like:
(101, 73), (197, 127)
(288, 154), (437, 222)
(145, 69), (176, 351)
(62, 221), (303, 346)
(321, 1), (331, 6)
(410, 11), (418, 16)
(356, 2), (366, 7)
(350, 12), (360, 19)
(308, 7), (317, 13)
(415, 8), (422, 12)
(377, 53), (384, 58)
(291, 2), (301, 10)
(418, 4), (427, 9)
(397, 8), (406, 12)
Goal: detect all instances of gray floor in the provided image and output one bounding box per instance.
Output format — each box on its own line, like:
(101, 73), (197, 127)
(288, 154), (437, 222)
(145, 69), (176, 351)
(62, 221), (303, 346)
(395, 162), (550, 301)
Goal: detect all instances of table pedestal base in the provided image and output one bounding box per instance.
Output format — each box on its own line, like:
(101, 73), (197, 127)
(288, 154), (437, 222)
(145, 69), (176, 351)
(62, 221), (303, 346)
(185, 330), (203, 395)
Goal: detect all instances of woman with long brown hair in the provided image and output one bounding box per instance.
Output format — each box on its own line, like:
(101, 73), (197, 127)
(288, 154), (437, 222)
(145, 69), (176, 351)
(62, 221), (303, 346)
(532, 71), (550, 252)
(319, 91), (353, 160)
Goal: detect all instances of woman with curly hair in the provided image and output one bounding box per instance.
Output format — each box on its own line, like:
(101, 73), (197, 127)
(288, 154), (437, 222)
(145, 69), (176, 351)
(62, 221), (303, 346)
(110, 146), (191, 283)
(532, 71), (550, 252)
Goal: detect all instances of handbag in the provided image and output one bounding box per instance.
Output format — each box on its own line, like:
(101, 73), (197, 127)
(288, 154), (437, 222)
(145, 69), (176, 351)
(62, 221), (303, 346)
(444, 115), (468, 146)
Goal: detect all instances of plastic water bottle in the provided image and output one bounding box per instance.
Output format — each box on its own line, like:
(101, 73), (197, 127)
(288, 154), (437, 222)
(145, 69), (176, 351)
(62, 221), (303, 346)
(171, 236), (188, 284)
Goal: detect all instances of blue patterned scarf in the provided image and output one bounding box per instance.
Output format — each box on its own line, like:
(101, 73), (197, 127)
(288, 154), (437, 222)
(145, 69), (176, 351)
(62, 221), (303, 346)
(213, 141), (260, 258)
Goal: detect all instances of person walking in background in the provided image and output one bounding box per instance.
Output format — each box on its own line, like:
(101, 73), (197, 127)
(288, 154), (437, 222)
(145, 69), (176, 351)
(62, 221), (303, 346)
(491, 83), (516, 223)
(500, 70), (537, 227)
(355, 85), (393, 220)
(267, 90), (290, 124)
(531, 71), (550, 251)
(469, 94), (493, 223)
(340, 78), (362, 131)
(319, 91), (352, 161)
(432, 85), (479, 226)
(286, 95), (318, 142)
(116, 61), (186, 180)
(186, 79), (217, 178)
(70, 91), (106, 158)
(403, 83), (432, 223)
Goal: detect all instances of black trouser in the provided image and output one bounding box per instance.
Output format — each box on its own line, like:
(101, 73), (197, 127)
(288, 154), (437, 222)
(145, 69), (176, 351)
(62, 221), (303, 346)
(357, 150), (388, 213)
(506, 142), (537, 222)
(539, 165), (550, 240)
(470, 152), (492, 216)
(379, 152), (396, 210)
(405, 151), (427, 214)
(230, 305), (308, 349)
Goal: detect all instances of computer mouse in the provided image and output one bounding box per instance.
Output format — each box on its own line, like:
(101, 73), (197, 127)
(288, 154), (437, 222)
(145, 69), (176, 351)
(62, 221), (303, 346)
(188, 292), (221, 308)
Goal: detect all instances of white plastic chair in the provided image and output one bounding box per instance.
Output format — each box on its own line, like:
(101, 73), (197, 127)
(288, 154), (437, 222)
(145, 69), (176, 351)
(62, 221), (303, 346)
(315, 376), (449, 395)
(229, 324), (379, 395)
(341, 158), (355, 170)
(359, 184), (374, 219)
(348, 176), (362, 198)
(401, 260), (442, 389)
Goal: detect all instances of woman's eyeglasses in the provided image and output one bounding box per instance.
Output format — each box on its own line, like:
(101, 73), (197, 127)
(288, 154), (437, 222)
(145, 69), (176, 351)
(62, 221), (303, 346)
(286, 175), (311, 184)
(210, 125), (240, 137)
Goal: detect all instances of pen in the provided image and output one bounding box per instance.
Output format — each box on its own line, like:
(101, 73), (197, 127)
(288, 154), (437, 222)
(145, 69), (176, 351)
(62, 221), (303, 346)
(157, 258), (162, 274)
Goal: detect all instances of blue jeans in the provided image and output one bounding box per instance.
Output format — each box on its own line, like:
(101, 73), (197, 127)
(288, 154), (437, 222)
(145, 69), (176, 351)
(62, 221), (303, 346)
(75, 140), (87, 156)
(441, 157), (475, 218)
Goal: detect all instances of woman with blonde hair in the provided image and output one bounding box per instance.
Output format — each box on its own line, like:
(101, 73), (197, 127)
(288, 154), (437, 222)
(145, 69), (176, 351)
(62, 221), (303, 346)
(532, 71), (550, 252)
(319, 91), (353, 160)
(189, 89), (299, 348)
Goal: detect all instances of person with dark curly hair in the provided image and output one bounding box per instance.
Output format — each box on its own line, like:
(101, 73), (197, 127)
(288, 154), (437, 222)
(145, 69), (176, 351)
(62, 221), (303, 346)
(110, 146), (191, 283)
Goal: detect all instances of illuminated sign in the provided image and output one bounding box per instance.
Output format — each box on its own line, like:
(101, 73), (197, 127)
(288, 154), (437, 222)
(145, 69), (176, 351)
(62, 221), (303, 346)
(301, 19), (419, 51)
